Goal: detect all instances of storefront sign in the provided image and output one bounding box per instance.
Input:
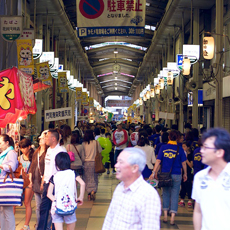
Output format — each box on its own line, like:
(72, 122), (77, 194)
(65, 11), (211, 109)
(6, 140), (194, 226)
(183, 45), (200, 64)
(0, 16), (23, 41)
(107, 100), (131, 107)
(33, 39), (43, 59)
(20, 29), (34, 41)
(40, 52), (54, 68)
(16, 39), (34, 75)
(77, 0), (146, 37)
(45, 107), (72, 122)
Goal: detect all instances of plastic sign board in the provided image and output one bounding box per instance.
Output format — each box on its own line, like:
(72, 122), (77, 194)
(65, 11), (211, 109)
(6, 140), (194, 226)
(40, 52), (54, 68)
(177, 54), (183, 71)
(0, 16), (23, 41)
(188, 89), (203, 107)
(183, 45), (200, 64)
(33, 39), (43, 59)
(45, 107), (72, 122)
(20, 29), (34, 41)
(77, 0), (146, 37)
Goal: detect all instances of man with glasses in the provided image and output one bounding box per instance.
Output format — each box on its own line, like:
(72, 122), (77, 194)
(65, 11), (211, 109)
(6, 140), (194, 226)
(192, 128), (230, 230)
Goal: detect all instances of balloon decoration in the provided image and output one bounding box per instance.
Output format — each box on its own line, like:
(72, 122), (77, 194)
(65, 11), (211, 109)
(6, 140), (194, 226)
(97, 137), (112, 164)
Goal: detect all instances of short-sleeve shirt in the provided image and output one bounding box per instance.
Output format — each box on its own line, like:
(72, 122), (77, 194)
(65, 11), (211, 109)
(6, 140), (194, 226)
(192, 163), (230, 230)
(19, 154), (31, 174)
(193, 147), (205, 175)
(157, 143), (186, 174)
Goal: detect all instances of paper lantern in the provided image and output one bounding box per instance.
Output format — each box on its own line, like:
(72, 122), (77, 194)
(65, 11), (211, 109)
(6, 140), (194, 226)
(203, 36), (215, 59)
(167, 72), (173, 85)
(182, 58), (190, 75)
(150, 88), (155, 97)
(155, 85), (160, 95)
(159, 78), (164, 89)
(143, 94), (147, 101)
(146, 91), (150, 99)
(139, 97), (143, 105)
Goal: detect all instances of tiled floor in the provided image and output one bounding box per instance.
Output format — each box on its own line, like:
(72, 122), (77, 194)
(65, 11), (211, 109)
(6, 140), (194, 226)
(15, 172), (194, 230)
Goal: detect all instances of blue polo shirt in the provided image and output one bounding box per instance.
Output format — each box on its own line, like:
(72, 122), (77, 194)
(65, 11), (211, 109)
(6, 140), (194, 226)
(149, 133), (160, 144)
(157, 143), (186, 175)
(193, 147), (208, 175)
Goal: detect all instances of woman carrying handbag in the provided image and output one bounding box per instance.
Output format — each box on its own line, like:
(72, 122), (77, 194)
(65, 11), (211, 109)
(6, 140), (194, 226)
(0, 134), (18, 230)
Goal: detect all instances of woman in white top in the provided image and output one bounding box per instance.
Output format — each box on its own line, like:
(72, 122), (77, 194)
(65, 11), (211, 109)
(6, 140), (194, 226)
(135, 131), (156, 179)
(82, 130), (102, 201)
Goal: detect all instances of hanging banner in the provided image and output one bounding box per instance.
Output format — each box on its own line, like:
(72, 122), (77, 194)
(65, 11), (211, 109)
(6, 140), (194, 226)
(0, 67), (36, 128)
(76, 87), (82, 100)
(77, 0), (145, 38)
(16, 39), (34, 75)
(20, 29), (34, 42)
(0, 16), (23, 41)
(45, 107), (72, 122)
(33, 39), (43, 59)
(40, 52), (54, 68)
(183, 45), (200, 64)
(50, 58), (59, 78)
(36, 62), (53, 86)
(82, 92), (88, 105)
(58, 72), (68, 93)
(89, 97), (94, 107)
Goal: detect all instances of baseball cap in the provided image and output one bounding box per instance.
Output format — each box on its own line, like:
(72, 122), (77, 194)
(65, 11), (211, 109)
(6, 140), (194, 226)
(135, 125), (141, 129)
(116, 121), (122, 126)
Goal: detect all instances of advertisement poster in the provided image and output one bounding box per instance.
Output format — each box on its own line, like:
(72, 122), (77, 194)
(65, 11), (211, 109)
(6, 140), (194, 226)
(36, 62), (53, 86)
(58, 72), (68, 93)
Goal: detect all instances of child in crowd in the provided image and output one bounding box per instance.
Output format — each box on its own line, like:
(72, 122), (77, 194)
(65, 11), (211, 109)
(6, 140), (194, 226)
(179, 141), (194, 208)
(47, 152), (85, 230)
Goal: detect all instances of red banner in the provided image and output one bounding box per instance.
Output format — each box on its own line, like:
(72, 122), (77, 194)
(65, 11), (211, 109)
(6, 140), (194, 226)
(0, 67), (37, 128)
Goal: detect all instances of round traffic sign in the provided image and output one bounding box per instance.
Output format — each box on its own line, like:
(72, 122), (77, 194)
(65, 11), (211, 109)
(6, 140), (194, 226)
(79, 0), (104, 19)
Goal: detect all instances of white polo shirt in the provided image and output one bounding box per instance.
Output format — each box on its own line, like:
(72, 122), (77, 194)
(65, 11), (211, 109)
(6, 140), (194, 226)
(192, 163), (230, 230)
(44, 144), (67, 183)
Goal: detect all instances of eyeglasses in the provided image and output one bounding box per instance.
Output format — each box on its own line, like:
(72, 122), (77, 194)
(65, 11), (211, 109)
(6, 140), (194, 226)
(201, 146), (217, 151)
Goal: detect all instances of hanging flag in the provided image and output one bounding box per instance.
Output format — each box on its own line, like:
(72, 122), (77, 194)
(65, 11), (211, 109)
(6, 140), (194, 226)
(82, 92), (88, 105)
(36, 62), (52, 86)
(89, 97), (94, 107)
(76, 87), (82, 100)
(58, 72), (68, 93)
(0, 67), (36, 128)
(16, 39), (34, 75)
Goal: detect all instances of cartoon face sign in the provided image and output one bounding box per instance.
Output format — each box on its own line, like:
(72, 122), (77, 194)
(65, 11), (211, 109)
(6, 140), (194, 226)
(39, 65), (49, 80)
(82, 93), (87, 101)
(77, 90), (82, 98)
(59, 77), (67, 88)
(19, 47), (32, 66)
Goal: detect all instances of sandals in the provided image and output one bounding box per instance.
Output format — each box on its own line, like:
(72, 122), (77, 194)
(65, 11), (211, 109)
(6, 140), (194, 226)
(91, 191), (96, 201)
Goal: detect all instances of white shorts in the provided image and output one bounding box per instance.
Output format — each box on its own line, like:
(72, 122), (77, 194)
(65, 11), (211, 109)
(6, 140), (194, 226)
(52, 212), (76, 224)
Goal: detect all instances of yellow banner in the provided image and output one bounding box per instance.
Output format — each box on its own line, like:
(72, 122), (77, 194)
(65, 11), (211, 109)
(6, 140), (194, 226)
(16, 39), (34, 75)
(89, 97), (94, 107)
(76, 87), (82, 100)
(82, 92), (88, 105)
(58, 72), (68, 93)
(36, 62), (52, 86)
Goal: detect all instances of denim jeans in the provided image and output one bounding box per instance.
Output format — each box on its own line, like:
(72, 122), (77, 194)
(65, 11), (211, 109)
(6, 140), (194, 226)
(0, 206), (15, 230)
(162, 174), (182, 213)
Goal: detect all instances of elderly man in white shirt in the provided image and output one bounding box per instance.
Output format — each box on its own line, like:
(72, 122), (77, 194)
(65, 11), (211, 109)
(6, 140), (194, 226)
(102, 147), (161, 230)
(37, 129), (67, 230)
(192, 128), (230, 230)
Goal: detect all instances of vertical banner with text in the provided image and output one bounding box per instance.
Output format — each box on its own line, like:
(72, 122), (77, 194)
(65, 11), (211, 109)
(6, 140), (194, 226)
(58, 72), (68, 93)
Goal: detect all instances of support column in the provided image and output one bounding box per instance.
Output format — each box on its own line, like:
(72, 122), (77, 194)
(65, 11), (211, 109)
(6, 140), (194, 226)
(192, 8), (200, 129)
(179, 12), (185, 133)
(215, 0), (223, 127)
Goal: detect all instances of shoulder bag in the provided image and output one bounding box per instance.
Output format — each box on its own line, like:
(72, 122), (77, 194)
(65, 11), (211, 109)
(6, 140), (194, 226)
(67, 145), (75, 162)
(14, 162), (30, 189)
(0, 165), (24, 206)
(95, 141), (105, 173)
(157, 145), (179, 188)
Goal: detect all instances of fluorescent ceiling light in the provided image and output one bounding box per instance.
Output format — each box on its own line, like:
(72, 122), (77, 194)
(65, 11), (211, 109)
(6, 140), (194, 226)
(115, 77), (117, 79)
(114, 50), (118, 54)
(146, 2), (150, 6)
(115, 87), (117, 90)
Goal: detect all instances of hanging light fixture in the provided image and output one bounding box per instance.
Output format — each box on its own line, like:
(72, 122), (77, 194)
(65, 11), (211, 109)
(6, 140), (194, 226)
(143, 94), (147, 101)
(155, 85), (160, 95)
(150, 88), (155, 97)
(139, 97), (143, 105)
(167, 72), (173, 85)
(97, 105), (100, 110)
(146, 91), (150, 99)
(159, 78), (164, 89)
(203, 36), (215, 59)
(182, 58), (190, 75)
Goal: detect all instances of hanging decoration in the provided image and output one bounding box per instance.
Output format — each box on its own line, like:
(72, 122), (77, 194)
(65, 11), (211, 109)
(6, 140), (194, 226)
(155, 85), (160, 95)
(159, 78), (164, 89)
(150, 88), (155, 98)
(58, 72), (68, 93)
(0, 67), (37, 128)
(139, 97), (143, 105)
(76, 87), (82, 101)
(16, 39), (34, 75)
(182, 58), (190, 75)
(167, 72), (173, 85)
(82, 92), (88, 105)
(203, 36), (215, 59)
(36, 62), (53, 86)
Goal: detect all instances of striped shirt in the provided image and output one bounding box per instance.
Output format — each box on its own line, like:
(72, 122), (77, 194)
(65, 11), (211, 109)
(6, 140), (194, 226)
(102, 176), (161, 230)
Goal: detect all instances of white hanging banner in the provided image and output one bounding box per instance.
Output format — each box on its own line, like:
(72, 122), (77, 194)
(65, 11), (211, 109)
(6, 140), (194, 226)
(33, 39), (43, 59)
(45, 107), (72, 122)
(40, 52), (54, 68)
(77, 0), (146, 38)
(183, 45), (200, 64)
